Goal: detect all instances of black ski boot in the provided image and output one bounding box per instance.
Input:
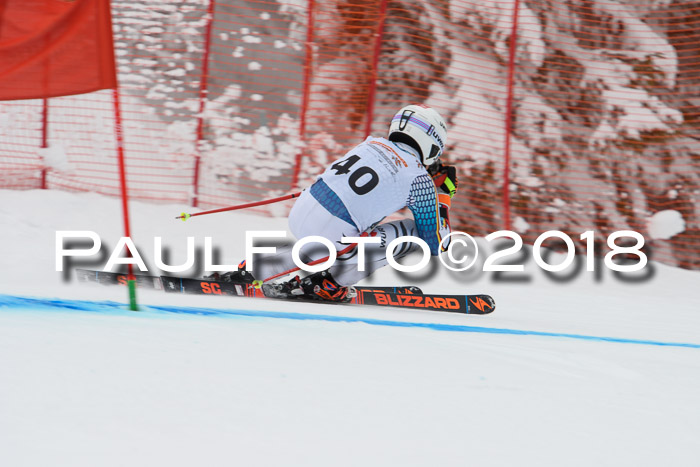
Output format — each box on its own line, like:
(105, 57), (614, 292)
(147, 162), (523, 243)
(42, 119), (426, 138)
(204, 264), (256, 284)
(301, 271), (357, 302)
(263, 271), (356, 303)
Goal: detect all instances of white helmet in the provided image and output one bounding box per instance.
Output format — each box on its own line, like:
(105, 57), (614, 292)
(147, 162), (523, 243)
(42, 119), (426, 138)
(388, 104), (447, 166)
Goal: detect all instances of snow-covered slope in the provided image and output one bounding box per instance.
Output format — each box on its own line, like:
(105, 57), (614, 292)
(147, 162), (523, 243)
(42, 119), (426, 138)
(1, 189), (699, 466)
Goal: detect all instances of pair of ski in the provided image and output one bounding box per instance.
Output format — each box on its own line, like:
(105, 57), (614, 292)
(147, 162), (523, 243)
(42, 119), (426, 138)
(76, 269), (496, 315)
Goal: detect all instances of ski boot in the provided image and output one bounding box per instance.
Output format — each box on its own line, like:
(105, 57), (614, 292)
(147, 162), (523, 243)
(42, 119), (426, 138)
(263, 270), (356, 303)
(204, 262), (256, 284)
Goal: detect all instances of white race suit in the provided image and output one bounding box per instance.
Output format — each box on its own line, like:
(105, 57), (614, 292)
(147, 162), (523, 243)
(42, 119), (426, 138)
(250, 136), (451, 286)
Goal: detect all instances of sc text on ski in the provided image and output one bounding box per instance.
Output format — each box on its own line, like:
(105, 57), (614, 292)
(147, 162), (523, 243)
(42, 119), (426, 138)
(55, 230), (647, 274)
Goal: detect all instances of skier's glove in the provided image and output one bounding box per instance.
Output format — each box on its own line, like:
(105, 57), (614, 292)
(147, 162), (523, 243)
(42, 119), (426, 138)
(429, 163), (458, 199)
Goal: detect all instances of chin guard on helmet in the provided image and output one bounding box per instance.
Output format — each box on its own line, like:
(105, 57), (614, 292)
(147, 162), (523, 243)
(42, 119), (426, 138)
(388, 104), (447, 166)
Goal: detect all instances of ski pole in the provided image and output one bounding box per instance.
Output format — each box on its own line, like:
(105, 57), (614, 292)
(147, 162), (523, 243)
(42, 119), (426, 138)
(261, 242), (358, 283)
(259, 230), (377, 282)
(176, 192), (302, 221)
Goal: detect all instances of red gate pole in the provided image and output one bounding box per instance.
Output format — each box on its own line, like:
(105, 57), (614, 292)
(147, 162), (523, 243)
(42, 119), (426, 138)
(193, 0), (216, 208)
(503, 0), (521, 231)
(363, 0), (389, 138)
(290, 0), (315, 190)
(41, 98), (48, 189)
(113, 87), (138, 311)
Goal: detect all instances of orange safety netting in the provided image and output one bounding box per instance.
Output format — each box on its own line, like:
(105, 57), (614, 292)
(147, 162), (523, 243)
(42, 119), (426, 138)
(0, 0), (698, 269)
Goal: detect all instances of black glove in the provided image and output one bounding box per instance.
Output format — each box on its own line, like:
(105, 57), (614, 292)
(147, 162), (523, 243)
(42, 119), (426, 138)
(428, 163), (458, 198)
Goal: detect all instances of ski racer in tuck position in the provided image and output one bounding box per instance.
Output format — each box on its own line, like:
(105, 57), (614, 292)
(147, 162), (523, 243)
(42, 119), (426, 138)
(210, 104), (459, 302)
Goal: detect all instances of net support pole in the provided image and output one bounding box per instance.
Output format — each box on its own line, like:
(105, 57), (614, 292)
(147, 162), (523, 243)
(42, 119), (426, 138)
(192, 0), (215, 208)
(113, 87), (138, 311)
(41, 98), (48, 189)
(290, 0), (315, 190)
(503, 0), (521, 231)
(363, 0), (389, 138)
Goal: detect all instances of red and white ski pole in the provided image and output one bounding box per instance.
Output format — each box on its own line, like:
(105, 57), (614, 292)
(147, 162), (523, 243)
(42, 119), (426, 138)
(176, 192), (302, 221)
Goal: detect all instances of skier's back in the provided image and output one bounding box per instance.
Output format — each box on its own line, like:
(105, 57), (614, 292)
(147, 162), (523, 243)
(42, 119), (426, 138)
(215, 104), (459, 302)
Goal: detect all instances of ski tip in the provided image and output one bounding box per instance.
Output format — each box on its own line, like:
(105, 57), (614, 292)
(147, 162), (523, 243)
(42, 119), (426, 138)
(467, 295), (496, 314)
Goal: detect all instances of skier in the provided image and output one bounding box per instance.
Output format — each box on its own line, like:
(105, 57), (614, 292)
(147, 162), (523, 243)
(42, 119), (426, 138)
(211, 104), (458, 302)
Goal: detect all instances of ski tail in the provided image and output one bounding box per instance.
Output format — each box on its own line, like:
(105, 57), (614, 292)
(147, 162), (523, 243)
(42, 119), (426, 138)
(76, 269), (162, 289)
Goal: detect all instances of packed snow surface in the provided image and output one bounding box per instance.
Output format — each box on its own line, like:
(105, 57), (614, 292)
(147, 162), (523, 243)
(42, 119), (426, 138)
(1, 189), (699, 466)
